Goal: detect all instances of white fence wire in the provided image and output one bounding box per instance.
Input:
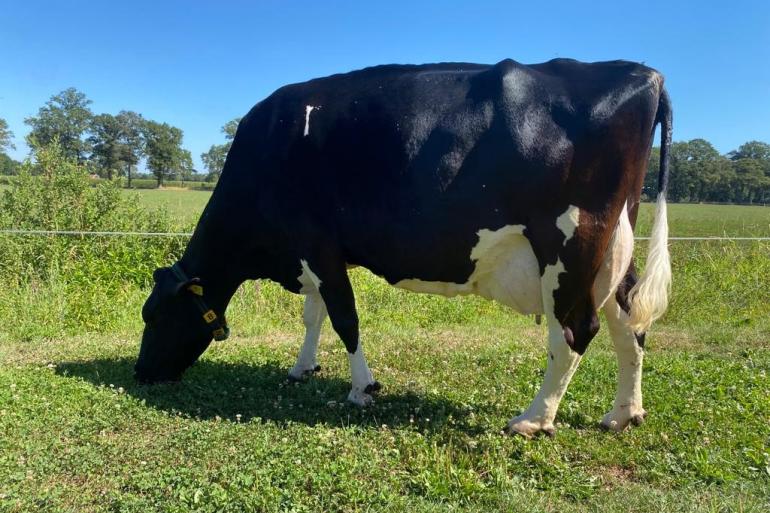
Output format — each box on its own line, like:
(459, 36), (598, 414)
(0, 229), (768, 241)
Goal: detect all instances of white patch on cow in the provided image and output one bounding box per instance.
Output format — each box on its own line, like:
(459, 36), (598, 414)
(297, 259), (322, 293)
(288, 292), (327, 380)
(593, 202), (634, 309)
(303, 105), (316, 136)
(394, 224), (543, 314)
(347, 344), (376, 406)
(601, 300), (646, 431)
(555, 204), (580, 243)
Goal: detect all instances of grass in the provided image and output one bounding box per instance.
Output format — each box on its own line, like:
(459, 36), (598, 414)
(127, 188), (212, 227)
(0, 190), (769, 512)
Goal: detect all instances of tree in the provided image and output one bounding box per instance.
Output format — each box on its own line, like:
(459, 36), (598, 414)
(115, 111), (144, 187)
(142, 120), (187, 187)
(728, 141), (770, 162)
(0, 153), (20, 175)
(0, 118), (15, 152)
(731, 158), (767, 204)
(88, 114), (126, 179)
(201, 117), (241, 182)
(200, 144), (228, 182)
(176, 149), (195, 181)
(25, 88), (93, 162)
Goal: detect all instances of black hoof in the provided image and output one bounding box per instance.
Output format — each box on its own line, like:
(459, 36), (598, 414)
(364, 381), (382, 394)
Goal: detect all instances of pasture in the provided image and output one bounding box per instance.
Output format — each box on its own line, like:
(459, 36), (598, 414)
(1, 189), (768, 512)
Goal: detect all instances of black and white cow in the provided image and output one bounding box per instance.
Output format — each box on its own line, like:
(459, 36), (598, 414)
(136, 58), (672, 437)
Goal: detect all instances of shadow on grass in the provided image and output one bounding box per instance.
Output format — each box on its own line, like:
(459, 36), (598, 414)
(56, 357), (487, 434)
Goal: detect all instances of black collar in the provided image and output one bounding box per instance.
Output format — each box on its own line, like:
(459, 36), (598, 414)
(171, 263), (230, 341)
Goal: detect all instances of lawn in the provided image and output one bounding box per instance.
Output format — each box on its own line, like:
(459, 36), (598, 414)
(1, 191), (768, 512)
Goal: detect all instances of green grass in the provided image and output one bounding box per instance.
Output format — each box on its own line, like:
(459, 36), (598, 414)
(1, 192), (769, 512)
(126, 189), (770, 238)
(1, 322), (768, 512)
(127, 188), (212, 227)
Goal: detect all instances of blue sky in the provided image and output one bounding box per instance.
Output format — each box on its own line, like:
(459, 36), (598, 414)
(1, 0), (768, 171)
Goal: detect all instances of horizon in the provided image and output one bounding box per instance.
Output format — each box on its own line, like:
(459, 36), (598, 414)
(2, 1), (768, 171)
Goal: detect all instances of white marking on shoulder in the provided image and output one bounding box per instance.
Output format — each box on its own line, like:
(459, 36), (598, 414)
(555, 205), (581, 244)
(303, 105), (316, 137)
(297, 259), (322, 293)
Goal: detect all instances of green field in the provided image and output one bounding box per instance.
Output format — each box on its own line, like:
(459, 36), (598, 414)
(1, 190), (769, 512)
(129, 189), (770, 237)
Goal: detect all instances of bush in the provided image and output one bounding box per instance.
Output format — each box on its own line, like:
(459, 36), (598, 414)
(0, 142), (188, 339)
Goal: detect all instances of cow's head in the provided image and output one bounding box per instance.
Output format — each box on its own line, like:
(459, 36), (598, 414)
(134, 264), (229, 384)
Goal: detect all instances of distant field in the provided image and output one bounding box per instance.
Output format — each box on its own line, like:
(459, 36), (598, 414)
(129, 188), (770, 237)
(127, 188), (212, 227)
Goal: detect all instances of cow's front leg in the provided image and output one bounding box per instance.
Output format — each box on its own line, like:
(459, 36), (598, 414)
(507, 257), (599, 438)
(304, 257), (379, 406)
(288, 292), (327, 380)
(507, 311), (583, 437)
(601, 299), (646, 431)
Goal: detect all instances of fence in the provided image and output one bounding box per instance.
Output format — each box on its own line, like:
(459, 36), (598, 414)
(1, 229), (768, 241)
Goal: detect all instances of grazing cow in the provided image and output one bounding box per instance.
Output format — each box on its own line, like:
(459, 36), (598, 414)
(135, 58), (672, 437)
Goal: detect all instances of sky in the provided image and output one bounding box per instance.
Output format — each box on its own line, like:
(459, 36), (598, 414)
(1, 0), (768, 171)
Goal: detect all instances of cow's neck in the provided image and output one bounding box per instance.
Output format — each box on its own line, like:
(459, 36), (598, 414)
(179, 206), (245, 315)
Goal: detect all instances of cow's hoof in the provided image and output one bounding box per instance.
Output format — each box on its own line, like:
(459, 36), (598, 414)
(505, 415), (556, 439)
(287, 364), (322, 382)
(364, 381), (381, 394)
(600, 407), (647, 432)
(347, 388), (374, 407)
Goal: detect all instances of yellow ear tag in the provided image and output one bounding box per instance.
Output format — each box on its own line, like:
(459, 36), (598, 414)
(203, 310), (217, 323)
(188, 284), (204, 296)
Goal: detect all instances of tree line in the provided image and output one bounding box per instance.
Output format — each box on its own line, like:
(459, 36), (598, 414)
(0, 88), (237, 186)
(645, 140), (770, 204)
(2, 89), (769, 202)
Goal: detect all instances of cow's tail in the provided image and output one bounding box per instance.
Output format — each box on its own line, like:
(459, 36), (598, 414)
(628, 87), (672, 333)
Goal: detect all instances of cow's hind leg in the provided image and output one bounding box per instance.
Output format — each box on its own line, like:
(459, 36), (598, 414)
(601, 266), (647, 431)
(299, 255), (379, 406)
(288, 292), (327, 380)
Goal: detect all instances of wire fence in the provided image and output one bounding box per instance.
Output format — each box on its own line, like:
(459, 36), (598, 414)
(1, 229), (768, 241)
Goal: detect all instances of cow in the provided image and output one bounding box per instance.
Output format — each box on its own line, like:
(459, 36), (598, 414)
(135, 58), (672, 437)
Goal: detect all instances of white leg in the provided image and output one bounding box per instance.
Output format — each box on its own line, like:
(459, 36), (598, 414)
(346, 343), (379, 406)
(601, 300), (646, 431)
(508, 261), (583, 437)
(288, 292), (327, 380)
(507, 312), (582, 437)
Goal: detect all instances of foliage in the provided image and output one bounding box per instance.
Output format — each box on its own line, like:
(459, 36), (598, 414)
(646, 138), (770, 204)
(0, 117), (15, 152)
(88, 113), (127, 179)
(0, 152), (20, 175)
(201, 117), (241, 182)
(0, 140), (186, 291)
(24, 88), (94, 162)
(142, 120), (189, 187)
(115, 110), (145, 186)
